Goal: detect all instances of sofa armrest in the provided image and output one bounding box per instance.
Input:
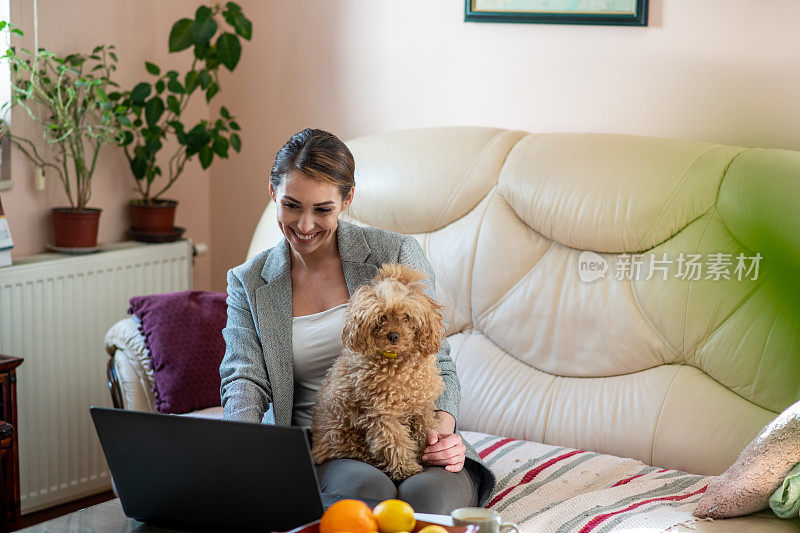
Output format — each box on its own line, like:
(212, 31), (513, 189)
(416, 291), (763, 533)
(106, 357), (124, 409)
(104, 317), (156, 412)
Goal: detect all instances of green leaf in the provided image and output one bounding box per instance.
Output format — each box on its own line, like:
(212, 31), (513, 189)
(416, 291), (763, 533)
(166, 70), (179, 79)
(120, 130), (135, 146)
(169, 18), (194, 52)
(131, 155), (147, 180)
(64, 54), (85, 66)
(220, 106), (230, 119)
(183, 125), (211, 155)
(212, 136), (229, 157)
(185, 70), (199, 94)
(199, 145), (213, 169)
(144, 138), (163, 157)
(145, 61), (160, 75)
(226, 2), (242, 12)
(232, 12), (252, 40)
(167, 95), (181, 115)
(130, 82), (151, 104)
(96, 87), (108, 102)
(195, 5), (213, 20)
(192, 14), (218, 47)
(205, 82), (219, 102)
(167, 77), (184, 94)
(230, 133), (241, 152)
(223, 9), (251, 39)
(145, 97), (165, 128)
(198, 69), (212, 89)
(216, 33), (241, 71)
(204, 52), (221, 71)
(155, 79), (165, 94)
(229, 121), (240, 131)
(194, 42), (210, 61)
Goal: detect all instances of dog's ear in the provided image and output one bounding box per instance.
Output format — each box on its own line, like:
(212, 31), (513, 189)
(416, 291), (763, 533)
(342, 286), (376, 354)
(415, 294), (445, 356)
(375, 263), (427, 288)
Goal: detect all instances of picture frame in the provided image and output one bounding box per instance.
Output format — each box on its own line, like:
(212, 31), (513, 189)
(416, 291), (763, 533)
(465, 0), (648, 27)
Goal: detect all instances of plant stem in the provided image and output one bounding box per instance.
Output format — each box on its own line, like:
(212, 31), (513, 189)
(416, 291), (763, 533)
(154, 147), (188, 200)
(7, 132), (70, 202)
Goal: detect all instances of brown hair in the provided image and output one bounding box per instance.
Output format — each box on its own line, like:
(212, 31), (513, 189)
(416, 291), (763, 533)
(269, 129), (355, 199)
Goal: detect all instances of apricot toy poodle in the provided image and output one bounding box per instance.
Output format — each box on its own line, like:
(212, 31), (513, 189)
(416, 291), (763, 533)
(310, 263), (446, 481)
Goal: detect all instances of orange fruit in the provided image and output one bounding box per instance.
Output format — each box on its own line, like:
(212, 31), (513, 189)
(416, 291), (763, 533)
(373, 499), (416, 533)
(320, 499), (378, 533)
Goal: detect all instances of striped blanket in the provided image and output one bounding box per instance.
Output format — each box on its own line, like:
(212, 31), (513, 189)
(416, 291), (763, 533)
(463, 431), (711, 533)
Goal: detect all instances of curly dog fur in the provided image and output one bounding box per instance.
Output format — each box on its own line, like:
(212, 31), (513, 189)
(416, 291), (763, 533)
(310, 263), (446, 481)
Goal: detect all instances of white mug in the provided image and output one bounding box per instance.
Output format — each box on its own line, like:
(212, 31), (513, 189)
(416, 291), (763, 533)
(451, 507), (520, 533)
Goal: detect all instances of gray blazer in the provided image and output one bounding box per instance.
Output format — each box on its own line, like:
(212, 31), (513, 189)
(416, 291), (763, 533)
(219, 219), (495, 507)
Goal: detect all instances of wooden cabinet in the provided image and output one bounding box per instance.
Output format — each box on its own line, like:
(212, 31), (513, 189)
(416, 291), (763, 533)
(0, 355), (23, 532)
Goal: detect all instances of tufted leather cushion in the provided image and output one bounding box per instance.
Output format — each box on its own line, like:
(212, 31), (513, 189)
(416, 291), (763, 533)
(128, 291), (227, 414)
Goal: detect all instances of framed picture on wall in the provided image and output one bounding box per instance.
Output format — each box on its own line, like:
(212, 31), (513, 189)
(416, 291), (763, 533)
(465, 0), (648, 26)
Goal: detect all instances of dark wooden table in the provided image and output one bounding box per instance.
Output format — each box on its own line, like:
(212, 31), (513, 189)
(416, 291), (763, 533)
(0, 354), (23, 532)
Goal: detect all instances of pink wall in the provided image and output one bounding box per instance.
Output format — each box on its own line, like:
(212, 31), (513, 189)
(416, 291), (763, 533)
(209, 0), (800, 292)
(4, 0), (213, 289)
(5, 1), (800, 294)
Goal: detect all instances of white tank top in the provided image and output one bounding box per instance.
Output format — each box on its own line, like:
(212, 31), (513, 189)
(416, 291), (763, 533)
(291, 303), (347, 427)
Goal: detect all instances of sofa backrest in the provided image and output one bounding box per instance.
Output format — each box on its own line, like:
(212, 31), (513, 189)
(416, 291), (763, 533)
(249, 127), (800, 476)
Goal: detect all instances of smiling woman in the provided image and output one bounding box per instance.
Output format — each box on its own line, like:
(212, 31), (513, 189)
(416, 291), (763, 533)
(218, 128), (496, 513)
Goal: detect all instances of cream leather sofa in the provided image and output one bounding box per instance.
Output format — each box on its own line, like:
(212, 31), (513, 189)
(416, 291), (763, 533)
(107, 127), (800, 531)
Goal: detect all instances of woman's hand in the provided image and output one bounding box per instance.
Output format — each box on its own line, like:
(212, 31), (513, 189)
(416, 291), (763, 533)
(422, 410), (466, 472)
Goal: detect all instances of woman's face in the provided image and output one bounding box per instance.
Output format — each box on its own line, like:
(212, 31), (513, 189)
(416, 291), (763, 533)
(269, 170), (354, 257)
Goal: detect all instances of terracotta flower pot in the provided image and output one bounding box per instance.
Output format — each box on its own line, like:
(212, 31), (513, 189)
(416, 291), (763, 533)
(52, 207), (101, 248)
(129, 199), (178, 233)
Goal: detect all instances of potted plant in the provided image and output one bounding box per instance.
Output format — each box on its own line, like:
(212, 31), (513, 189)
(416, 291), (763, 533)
(1, 21), (124, 248)
(116, 2), (251, 240)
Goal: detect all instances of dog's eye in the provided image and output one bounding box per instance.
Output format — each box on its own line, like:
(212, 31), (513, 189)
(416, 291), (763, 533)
(402, 314), (410, 321)
(380, 314), (387, 323)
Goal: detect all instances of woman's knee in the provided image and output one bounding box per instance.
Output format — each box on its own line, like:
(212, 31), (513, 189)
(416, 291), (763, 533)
(397, 466), (478, 514)
(316, 459), (397, 501)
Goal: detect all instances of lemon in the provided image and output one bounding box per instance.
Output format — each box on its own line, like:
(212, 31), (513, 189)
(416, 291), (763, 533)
(418, 526), (449, 533)
(372, 499), (416, 533)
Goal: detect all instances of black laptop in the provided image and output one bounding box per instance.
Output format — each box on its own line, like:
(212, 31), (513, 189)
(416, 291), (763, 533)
(91, 407), (379, 532)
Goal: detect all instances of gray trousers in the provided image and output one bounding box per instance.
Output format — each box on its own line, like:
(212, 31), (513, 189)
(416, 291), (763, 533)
(316, 459), (480, 514)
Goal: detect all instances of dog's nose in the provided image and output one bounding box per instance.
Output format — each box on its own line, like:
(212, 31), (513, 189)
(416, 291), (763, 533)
(387, 332), (399, 344)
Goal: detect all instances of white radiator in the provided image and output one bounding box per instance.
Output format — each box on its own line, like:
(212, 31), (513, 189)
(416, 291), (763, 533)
(0, 240), (193, 513)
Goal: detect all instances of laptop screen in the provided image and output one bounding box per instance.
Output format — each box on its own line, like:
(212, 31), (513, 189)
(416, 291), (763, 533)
(91, 407), (325, 531)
